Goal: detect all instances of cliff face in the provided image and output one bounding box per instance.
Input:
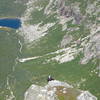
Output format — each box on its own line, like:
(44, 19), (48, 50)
(44, 0), (100, 69)
(0, 0), (99, 100)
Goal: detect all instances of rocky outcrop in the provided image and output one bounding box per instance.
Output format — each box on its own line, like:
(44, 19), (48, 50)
(24, 80), (97, 100)
(77, 91), (97, 100)
(60, 34), (73, 48)
(81, 33), (100, 64)
(58, 0), (82, 24)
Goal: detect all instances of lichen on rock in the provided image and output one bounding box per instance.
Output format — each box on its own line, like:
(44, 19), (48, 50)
(24, 80), (97, 100)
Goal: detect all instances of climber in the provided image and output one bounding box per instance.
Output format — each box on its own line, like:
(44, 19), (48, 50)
(47, 75), (54, 82)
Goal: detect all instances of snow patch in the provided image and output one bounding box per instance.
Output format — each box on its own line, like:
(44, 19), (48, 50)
(18, 56), (41, 62)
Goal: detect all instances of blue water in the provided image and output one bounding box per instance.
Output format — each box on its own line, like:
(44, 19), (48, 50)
(0, 18), (21, 29)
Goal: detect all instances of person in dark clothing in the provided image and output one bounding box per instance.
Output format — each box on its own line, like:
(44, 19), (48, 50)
(47, 75), (54, 82)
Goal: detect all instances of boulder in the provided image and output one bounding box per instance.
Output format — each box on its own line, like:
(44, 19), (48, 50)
(24, 80), (97, 100)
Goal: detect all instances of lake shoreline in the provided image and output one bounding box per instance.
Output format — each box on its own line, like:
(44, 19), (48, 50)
(0, 17), (21, 29)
